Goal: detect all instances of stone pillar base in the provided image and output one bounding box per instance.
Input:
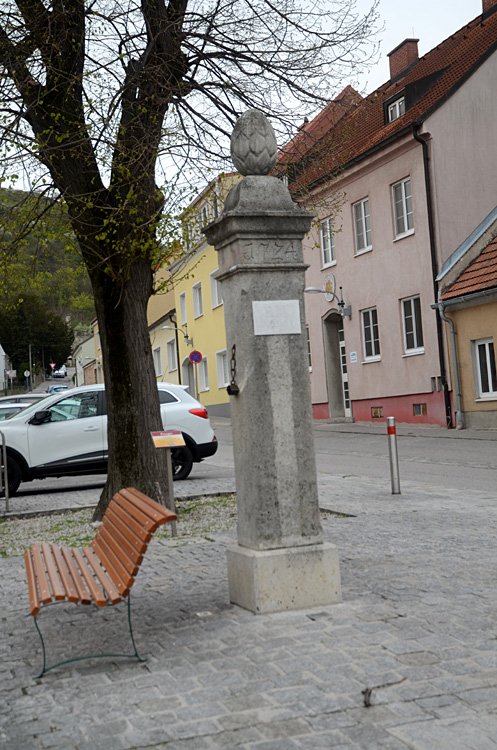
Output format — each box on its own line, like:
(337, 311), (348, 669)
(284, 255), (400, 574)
(226, 542), (342, 614)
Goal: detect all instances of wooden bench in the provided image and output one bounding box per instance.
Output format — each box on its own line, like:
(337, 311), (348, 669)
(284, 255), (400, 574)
(24, 487), (177, 678)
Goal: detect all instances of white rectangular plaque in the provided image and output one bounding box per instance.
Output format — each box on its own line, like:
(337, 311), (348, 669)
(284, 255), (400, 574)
(252, 300), (301, 336)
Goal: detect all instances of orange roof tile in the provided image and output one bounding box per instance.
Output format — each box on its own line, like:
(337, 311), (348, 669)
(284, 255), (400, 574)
(441, 236), (497, 300)
(278, 7), (497, 194)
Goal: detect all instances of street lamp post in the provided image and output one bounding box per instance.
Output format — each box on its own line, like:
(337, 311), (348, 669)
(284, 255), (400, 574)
(304, 285), (351, 319)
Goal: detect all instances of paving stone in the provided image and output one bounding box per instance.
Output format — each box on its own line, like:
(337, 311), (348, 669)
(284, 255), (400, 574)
(4, 441), (497, 749)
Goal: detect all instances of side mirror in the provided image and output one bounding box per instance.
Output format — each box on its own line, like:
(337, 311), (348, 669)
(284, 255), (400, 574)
(29, 410), (51, 425)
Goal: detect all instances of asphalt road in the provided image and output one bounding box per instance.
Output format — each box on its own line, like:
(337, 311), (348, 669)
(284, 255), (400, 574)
(23, 375), (497, 498)
(209, 417), (497, 495)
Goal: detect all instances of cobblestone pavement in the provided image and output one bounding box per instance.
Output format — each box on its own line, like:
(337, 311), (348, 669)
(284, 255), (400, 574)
(2, 461), (497, 747)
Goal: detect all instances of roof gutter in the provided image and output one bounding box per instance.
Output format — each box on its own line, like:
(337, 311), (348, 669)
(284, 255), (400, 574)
(439, 286), (497, 307)
(432, 302), (464, 429)
(411, 121), (453, 428)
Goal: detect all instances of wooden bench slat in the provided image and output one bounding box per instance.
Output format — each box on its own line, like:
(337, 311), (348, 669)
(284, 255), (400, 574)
(60, 547), (92, 605)
(97, 525), (140, 578)
(82, 546), (123, 603)
(24, 550), (41, 617)
(40, 542), (66, 601)
(119, 487), (178, 525)
(112, 493), (160, 533)
(102, 511), (146, 563)
(71, 548), (107, 607)
(31, 544), (53, 605)
(107, 503), (152, 545)
(92, 535), (135, 592)
(50, 545), (80, 603)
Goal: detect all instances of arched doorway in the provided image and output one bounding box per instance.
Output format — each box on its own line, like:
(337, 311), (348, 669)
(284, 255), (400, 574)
(323, 311), (352, 421)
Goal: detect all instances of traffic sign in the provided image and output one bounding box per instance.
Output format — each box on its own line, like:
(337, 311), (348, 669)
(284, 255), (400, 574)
(189, 350), (202, 364)
(49, 362), (56, 370)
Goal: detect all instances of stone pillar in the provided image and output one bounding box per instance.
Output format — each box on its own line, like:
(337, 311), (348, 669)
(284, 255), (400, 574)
(204, 110), (341, 614)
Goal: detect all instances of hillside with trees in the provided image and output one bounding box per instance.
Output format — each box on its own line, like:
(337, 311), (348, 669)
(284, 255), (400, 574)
(0, 187), (95, 374)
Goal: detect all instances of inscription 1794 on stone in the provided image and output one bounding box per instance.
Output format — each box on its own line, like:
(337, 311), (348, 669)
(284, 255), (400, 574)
(241, 239), (300, 263)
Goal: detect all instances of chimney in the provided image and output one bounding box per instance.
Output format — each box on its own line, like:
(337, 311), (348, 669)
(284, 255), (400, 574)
(482, 0), (497, 13)
(387, 39), (419, 79)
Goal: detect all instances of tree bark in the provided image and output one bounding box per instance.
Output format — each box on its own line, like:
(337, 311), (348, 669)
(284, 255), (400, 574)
(88, 250), (172, 520)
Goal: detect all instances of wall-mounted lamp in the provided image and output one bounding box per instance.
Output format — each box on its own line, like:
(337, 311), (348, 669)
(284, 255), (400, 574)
(162, 325), (193, 347)
(304, 284), (352, 319)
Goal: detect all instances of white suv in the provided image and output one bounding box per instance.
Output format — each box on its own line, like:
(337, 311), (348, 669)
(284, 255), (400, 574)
(0, 383), (218, 496)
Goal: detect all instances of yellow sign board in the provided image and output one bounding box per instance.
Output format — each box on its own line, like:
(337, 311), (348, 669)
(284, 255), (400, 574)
(151, 430), (186, 448)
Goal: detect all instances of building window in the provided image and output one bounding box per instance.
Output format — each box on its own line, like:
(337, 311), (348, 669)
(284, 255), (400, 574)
(179, 292), (187, 326)
(402, 295), (424, 353)
(473, 338), (497, 399)
(200, 203), (210, 227)
(192, 282), (203, 318)
(319, 217), (335, 266)
(210, 270), (223, 308)
(413, 403), (427, 416)
(388, 97), (405, 122)
(198, 357), (209, 392)
(362, 307), (380, 360)
(371, 406), (383, 419)
(216, 350), (229, 388)
(353, 198), (372, 253)
(166, 338), (177, 372)
(153, 347), (162, 377)
(211, 192), (219, 218)
(392, 177), (414, 237)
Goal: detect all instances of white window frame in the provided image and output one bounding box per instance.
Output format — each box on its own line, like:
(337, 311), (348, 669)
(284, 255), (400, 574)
(388, 97), (405, 122)
(306, 325), (312, 371)
(401, 295), (424, 355)
(353, 198), (372, 254)
(198, 357), (209, 392)
(211, 192), (219, 218)
(472, 337), (497, 400)
(153, 346), (162, 377)
(319, 217), (335, 267)
(179, 292), (187, 326)
(192, 282), (203, 318)
(210, 270), (223, 308)
(166, 338), (178, 373)
(216, 349), (229, 388)
(392, 177), (414, 238)
(200, 203), (210, 227)
(362, 307), (380, 361)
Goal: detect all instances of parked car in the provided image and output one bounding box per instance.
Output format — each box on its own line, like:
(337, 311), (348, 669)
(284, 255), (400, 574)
(0, 383), (218, 496)
(46, 385), (69, 394)
(0, 394), (47, 406)
(0, 404), (25, 420)
(52, 369), (66, 378)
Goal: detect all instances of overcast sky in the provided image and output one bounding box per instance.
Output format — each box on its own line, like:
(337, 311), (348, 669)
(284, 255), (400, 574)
(356, 0), (483, 94)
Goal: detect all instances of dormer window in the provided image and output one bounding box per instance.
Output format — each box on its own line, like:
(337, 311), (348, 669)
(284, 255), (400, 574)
(388, 97), (405, 122)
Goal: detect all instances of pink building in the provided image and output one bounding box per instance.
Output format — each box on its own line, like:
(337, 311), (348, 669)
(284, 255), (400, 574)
(278, 1), (497, 426)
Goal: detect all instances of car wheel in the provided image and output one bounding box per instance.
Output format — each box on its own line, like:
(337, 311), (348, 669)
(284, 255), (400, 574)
(1, 456), (22, 497)
(171, 446), (193, 481)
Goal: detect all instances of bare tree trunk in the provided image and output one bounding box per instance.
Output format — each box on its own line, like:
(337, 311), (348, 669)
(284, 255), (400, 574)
(89, 253), (172, 520)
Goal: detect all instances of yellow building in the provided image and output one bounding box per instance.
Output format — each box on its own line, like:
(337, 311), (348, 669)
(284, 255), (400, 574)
(437, 209), (497, 429)
(147, 267), (179, 386)
(168, 173), (240, 416)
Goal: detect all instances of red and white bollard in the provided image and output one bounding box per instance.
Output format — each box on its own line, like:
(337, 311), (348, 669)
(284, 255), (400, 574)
(387, 417), (401, 495)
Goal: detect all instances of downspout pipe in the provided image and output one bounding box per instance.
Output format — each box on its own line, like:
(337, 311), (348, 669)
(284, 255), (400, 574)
(412, 122), (453, 427)
(432, 302), (464, 429)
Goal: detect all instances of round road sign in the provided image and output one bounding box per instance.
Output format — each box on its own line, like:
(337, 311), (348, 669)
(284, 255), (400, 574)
(189, 350), (202, 364)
